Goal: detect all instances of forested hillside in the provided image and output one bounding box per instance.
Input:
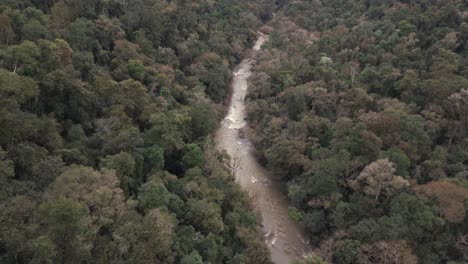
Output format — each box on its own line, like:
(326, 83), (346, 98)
(0, 0), (277, 263)
(247, 0), (468, 263)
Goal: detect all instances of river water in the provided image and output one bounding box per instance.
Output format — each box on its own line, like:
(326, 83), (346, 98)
(215, 33), (312, 264)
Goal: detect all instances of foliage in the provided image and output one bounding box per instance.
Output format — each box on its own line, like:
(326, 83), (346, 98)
(246, 0), (468, 262)
(0, 1), (274, 263)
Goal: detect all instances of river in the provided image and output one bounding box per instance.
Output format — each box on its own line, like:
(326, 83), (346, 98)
(215, 33), (312, 264)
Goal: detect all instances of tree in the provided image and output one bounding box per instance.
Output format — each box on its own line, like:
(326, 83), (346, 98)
(142, 145), (165, 173)
(39, 198), (89, 264)
(430, 48), (459, 77)
(343, 61), (360, 87)
(0, 195), (38, 260)
(293, 256), (327, 264)
(145, 112), (187, 158)
(29, 235), (57, 264)
(379, 148), (411, 177)
(35, 117), (63, 152)
(186, 198), (224, 235)
(359, 111), (400, 148)
(190, 102), (218, 139)
(50, 0), (74, 36)
(20, 7), (48, 41)
(101, 151), (136, 193)
(180, 251), (203, 264)
(398, 113), (431, 160)
(348, 218), (382, 242)
(95, 16), (125, 51)
(0, 147), (14, 181)
(0, 69), (38, 106)
(301, 210), (327, 236)
(446, 89), (468, 129)
(331, 201), (353, 229)
(30, 156), (65, 189)
(137, 209), (175, 263)
(349, 159), (410, 202)
(208, 31), (230, 56)
(2, 41), (41, 75)
(126, 59), (145, 81)
(43, 165), (127, 231)
(0, 15), (16, 45)
(286, 88), (306, 121)
(243, 237), (274, 264)
(189, 53), (231, 102)
(182, 144), (204, 170)
(333, 239), (361, 264)
(68, 18), (96, 51)
(9, 143), (48, 179)
(92, 117), (143, 156)
(395, 70), (421, 104)
(415, 180), (468, 224)
(248, 72), (273, 99)
(72, 51), (96, 81)
(265, 139), (308, 179)
(358, 240), (418, 264)
(389, 193), (444, 240)
(138, 181), (170, 210)
(22, 18), (48, 41)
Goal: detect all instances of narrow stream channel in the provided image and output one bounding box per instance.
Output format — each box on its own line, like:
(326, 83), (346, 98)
(215, 33), (313, 264)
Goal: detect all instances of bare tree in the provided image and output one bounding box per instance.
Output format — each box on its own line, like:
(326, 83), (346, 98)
(349, 159), (409, 203)
(344, 61), (360, 87)
(227, 155), (241, 177)
(359, 240), (418, 264)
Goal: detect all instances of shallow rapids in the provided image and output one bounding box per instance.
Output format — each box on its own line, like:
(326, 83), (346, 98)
(215, 33), (312, 264)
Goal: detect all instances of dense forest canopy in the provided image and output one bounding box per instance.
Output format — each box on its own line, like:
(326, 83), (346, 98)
(2, 0), (468, 263)
(247, 0), (468, 263)
(0, 0), (278, 263)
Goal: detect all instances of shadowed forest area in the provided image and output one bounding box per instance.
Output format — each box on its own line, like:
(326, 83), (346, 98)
(246, 0), (468, 263)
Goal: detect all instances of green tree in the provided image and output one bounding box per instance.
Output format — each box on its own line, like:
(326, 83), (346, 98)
(2, 41), (41, 75)
(389, 193), (444, 240)
(0, 69), (38, 106)
(101, 151), (136, 193)
(186, 198), (224, 235)
(72, 51), (96, 81)
(0, 15), (16, 44)
(68, 18), (96, 51)
(22, 19), (47, 41)
(39, 198), (88, 264)
(126, 59), (145, 81)
(333, 239), (361, 264)
(379, 148), (411, 177)
(138, 181), (170, 210)
(190, 103), (218, 138)
(0, 147), (14, 181)
(182, 144), (204, 170)
(286, 89), (306, 121)
(301, 210), (327, 236)
(142, 145), (165, 173)
(181, 251), (204, 264)
(29, 236), (57, 264)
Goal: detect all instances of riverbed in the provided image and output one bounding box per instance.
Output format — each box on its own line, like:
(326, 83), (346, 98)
(215, 33), (312, 264)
